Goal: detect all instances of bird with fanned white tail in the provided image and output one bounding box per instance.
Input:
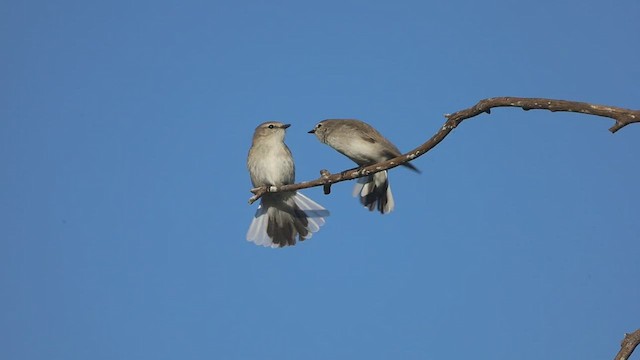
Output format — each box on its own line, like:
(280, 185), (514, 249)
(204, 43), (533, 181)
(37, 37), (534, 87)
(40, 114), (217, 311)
(247, 121), (329, 248)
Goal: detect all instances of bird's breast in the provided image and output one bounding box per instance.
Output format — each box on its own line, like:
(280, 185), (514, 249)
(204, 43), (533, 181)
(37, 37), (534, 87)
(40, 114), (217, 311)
(248, 143), (295, 187)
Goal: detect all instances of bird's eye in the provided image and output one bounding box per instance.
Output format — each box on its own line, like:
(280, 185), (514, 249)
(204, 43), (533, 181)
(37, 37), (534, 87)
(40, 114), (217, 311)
(316, 123), (322, 128)
(268, 124), (274, 129)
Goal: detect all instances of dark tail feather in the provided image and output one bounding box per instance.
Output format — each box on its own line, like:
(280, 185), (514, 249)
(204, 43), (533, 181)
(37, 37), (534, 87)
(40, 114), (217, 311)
(382, 149), (421, 173)
(353, 172), (395, 214)
(266, 212), (295, 247)
(402, 161), (420, 173)
(361, 180), (389, 213)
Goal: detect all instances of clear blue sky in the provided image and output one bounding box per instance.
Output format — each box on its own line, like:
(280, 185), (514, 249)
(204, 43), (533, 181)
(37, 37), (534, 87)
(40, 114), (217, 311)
(2, 1), (639, 359)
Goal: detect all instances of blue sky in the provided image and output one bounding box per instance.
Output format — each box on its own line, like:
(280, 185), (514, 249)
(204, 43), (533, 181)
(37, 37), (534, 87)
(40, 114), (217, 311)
(2, 0), (639, 359)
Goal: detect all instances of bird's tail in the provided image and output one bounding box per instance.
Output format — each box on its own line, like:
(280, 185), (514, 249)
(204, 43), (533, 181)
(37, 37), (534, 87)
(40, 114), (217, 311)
(352, 171), (394, 214)
(247, 192), (328, 248)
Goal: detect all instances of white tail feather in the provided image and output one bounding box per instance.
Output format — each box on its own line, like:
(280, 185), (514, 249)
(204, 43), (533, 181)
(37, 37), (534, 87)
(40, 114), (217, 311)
(292, 193), (327, 228)
(383, 182), (394, 213)
(352, 176), (368, 198)
(246, 192), (328, 247)
(247, 204), (274, 247)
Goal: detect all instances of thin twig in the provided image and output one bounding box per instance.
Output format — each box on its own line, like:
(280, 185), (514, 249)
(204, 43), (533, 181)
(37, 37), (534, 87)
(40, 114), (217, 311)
(248, 97), (640, 204)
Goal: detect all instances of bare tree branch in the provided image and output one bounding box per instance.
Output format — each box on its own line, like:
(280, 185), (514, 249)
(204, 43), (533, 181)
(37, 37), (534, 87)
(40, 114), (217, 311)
(614, 329), (640, 360)
(248, 97), (640, 204)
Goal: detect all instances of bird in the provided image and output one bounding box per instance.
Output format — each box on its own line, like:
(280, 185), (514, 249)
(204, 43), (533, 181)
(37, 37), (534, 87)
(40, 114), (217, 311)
(247, 121), (328, 247)
(308, 119), (419, 214)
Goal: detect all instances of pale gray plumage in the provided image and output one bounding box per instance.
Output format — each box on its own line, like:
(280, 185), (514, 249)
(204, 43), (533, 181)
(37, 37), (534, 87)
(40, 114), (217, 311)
(247, 121), (328, 248)
(308, 119), (419, 214)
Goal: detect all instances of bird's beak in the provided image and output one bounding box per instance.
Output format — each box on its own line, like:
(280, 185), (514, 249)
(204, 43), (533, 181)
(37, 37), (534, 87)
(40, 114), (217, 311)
(308, 129), (316, 134)
(282, 124), (291, 129)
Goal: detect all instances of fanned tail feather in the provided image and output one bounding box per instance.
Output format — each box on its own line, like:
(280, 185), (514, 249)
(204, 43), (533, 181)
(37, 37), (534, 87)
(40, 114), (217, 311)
(246, 204), (276, 247)
(247, 192), (329, 248)
(292, 192), (329, 234)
